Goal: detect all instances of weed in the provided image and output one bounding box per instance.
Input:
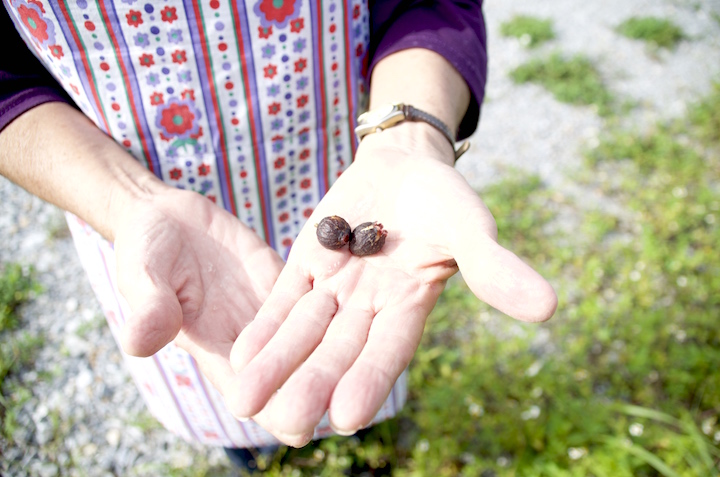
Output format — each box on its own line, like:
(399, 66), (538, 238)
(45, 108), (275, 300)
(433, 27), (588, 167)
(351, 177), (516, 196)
(616, 16), (686, 49)
(510, 53), (615, 116)
(500, 15), (555, 48)
(0, 263), (42, 382)
(0, 263), (44, 446)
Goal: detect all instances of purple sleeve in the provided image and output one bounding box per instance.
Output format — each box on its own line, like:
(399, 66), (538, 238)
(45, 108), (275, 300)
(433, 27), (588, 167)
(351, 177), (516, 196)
(368, 0), (487, 140)
(0, 6), (73, 133)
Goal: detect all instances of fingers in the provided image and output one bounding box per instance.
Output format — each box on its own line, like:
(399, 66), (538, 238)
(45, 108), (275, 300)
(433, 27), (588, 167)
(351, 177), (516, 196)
(229, 265), (312, 372)
(258, 306), (374, 436)
(453, 229), (558, 323)
(248, 398), (316, 448)
(119, 274), (183, 357)
(226, 287), (338, 419)
(328, 299), (432, 434)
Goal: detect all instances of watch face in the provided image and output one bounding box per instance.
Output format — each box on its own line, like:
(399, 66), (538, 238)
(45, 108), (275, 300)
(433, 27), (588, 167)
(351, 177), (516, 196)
(360, 103), (397, 124)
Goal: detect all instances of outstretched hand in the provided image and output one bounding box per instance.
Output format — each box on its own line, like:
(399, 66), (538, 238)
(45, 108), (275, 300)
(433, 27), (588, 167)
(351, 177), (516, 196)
(113, 187), (285, 395)
(226, 131), (558, 446)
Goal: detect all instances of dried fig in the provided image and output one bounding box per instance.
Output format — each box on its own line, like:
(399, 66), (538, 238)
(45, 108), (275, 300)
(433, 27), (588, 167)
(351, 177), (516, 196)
(316, 216), (352, 250)
(349, 222), (387, 256)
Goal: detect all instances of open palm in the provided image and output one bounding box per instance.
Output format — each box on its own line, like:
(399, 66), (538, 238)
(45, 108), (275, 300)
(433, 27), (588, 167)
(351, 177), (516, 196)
(227, 141), (558, 446)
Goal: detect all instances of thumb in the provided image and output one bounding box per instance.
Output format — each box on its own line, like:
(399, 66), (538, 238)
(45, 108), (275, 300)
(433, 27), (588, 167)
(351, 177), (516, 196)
(119, 273), (183, 357)
(452, 218), (557, 323)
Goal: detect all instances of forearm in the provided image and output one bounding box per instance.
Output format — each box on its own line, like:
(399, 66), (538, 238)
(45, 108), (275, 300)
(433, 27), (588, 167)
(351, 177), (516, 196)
(0, 102), (165, 241)
(362, 48), (471, 166)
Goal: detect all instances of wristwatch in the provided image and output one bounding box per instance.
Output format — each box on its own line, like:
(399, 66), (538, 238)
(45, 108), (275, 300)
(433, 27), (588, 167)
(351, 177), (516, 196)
(355, 103), (470, 161)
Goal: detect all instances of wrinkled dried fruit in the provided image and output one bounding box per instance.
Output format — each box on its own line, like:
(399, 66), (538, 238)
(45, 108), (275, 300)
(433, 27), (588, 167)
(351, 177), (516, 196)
(316, 215), (352, 250)
(349, 222), (387, 256)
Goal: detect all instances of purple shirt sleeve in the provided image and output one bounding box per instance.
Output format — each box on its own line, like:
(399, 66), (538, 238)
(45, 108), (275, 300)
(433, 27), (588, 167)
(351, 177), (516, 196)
(0, 6), (73, 133)
(368, 0), (487, 140)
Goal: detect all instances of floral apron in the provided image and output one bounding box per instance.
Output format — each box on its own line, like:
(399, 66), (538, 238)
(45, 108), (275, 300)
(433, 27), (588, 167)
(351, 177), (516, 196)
(4, 0), (406, 447)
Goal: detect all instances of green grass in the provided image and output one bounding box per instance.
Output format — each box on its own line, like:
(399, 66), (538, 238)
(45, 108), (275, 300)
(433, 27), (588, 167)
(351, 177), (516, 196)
(501, 15), (556, 48)
(616, 16), (686, 49)
(0, 263), (43, 441)
(510, 53), (615, 116)
(0, 264), (42, 382)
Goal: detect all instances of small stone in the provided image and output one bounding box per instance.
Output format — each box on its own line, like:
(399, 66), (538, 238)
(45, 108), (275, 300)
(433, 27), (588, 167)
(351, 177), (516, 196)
(83, 443), (98, 457)
(34, 462), (59, 477)
(65, 297), (79, 312)
(106, 428), (121, 448)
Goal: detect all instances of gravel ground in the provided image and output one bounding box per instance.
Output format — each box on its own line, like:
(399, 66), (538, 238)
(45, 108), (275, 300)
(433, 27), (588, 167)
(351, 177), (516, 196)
(1, 1), (719, 475)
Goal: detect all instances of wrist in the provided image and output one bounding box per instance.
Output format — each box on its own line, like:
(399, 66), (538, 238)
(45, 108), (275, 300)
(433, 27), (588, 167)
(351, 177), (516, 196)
(105, 160), (168, 241)
(356, 120), (456, 167)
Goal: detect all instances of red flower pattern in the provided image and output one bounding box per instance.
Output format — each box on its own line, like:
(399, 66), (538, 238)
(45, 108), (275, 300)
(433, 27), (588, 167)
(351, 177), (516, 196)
(258, 26), (272, 39)
(150, 92), (164, 105)
(198, 164), (211, 176)
(49, 44), (63, 59)
(181, 89), (195, 101)
(160, 103), (197, 136)
(139, 53), (154, 67)
(126, 9), (143, 27)
(263, 64), (277, 79)
(276, 186), (287, 197)
(294, 58), (307, 73)
(299, 149), (310, 160)
(296, 95), (308, 108)
(290, 18), (304, 33)
(169, 168), (183, 180)
(274, 157), (285, 169)
(28, 0), (45, 13)
(268, 102), (281, 115)
(18, 5), (49, 43)
(171, 50), (187, 64)
(257, 0), (297, 25)
(300, 178), (311, 189)
(161, 6), (178, 23)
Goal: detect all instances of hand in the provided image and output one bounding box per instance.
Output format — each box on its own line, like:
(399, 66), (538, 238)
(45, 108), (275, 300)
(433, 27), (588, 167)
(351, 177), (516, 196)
(113, 186), (285, 396)
(225, 127), (558, 446)
(0, 101), (285, 405)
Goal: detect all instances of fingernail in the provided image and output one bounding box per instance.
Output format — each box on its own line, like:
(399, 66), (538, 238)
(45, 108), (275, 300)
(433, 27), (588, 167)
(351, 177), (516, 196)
(331, 425), (359, 437)
(277, 431), (314, 448)
(232, 413), (250, 422)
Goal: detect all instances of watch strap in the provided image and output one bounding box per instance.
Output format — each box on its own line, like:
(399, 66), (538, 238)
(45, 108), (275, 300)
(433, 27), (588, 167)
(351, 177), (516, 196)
(356, 103), (470, 161)
(402, 105), (470, 161)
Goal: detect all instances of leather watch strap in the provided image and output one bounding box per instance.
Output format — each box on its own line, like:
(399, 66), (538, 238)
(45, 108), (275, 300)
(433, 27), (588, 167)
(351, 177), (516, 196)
(403, 105), (454, 144)
(402, 105), (470, 161)
(402, 104), (470, 161)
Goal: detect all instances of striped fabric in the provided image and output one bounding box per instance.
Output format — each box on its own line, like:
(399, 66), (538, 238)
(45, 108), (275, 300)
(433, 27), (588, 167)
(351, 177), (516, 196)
(4, 0), (406, 447)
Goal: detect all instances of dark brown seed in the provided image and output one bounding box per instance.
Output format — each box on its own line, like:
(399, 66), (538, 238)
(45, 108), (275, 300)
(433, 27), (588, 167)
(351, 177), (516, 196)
(349, 222), (388, 256)
(316, 216), (352, 250)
